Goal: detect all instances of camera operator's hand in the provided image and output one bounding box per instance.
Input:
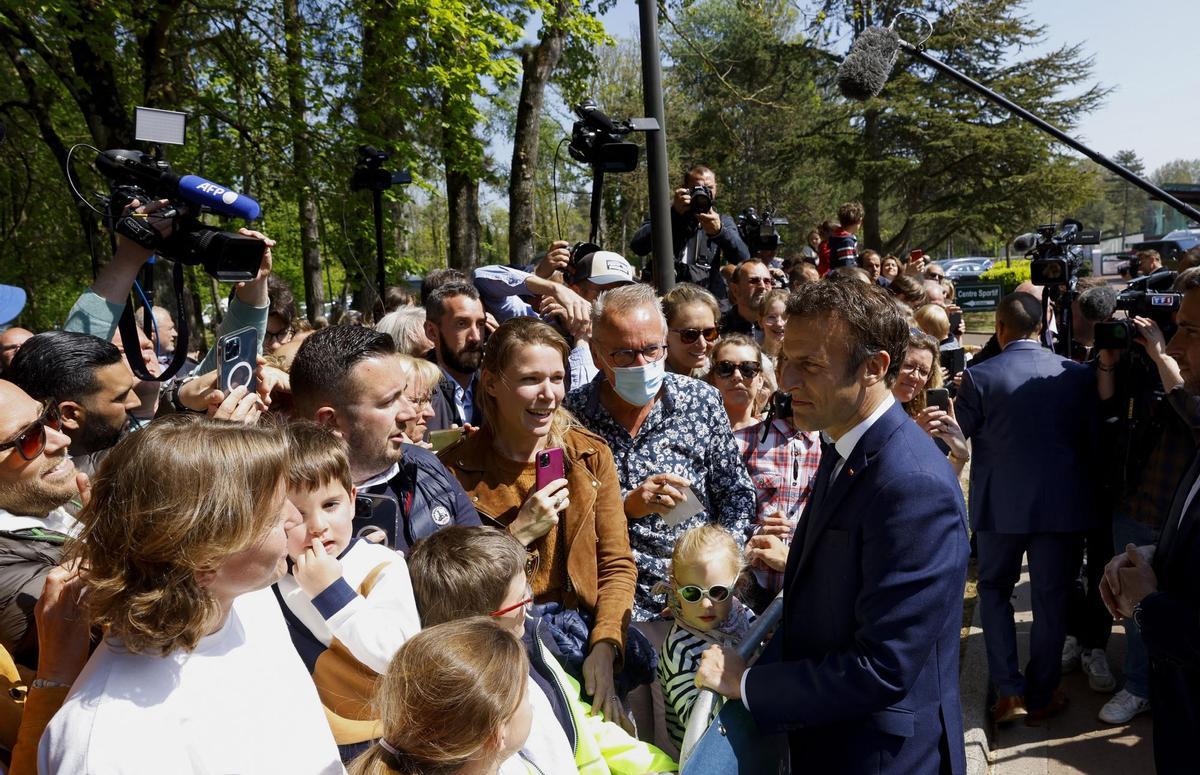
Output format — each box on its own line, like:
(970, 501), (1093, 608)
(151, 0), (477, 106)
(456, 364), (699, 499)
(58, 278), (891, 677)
(1131, 316), (1168, 361)
(536, 240), (571, 280)
(233, 228), (276, 307)
(697, 209), (722, 237)
(90, 199), (176, 309)
(672, 187), (692, 215)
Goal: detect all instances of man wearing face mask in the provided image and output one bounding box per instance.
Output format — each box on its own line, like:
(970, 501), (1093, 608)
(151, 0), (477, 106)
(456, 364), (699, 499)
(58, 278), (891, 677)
(565, 283), (755, 619)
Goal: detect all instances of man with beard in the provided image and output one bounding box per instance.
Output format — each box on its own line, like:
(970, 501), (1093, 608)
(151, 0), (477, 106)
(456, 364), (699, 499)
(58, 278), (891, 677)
(290, 325), (479, 553)
(424, 282), (488, 431)
(0, 380), (81, 668)
(720, 259), (774, 336)
(7, 332), (139, 469)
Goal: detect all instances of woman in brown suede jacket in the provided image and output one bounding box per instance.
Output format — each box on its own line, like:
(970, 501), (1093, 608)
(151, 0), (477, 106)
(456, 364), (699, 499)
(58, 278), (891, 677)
(439, 317), (637, 727)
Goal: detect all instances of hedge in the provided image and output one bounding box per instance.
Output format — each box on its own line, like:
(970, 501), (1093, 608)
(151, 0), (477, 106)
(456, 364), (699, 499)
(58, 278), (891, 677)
(979, 260), (1031, 294)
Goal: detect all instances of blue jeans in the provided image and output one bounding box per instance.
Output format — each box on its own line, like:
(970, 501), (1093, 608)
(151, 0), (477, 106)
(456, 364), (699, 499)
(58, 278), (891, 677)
(1111, 510), (1157, 698)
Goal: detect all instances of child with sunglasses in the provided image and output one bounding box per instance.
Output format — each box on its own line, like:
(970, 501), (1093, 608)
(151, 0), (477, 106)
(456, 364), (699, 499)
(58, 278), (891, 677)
(655, 525), (753, 751)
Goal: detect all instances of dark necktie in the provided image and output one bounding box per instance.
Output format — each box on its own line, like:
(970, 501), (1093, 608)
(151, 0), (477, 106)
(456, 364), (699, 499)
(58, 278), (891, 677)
(796, 439), (840, 549)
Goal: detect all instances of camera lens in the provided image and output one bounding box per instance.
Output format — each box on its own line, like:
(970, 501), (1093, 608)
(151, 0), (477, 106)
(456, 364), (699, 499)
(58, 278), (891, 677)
(224, 339), (240, 360)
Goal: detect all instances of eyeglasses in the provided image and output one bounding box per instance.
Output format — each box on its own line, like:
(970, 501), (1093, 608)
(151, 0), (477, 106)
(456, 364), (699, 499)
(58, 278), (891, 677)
(675, 580), (736, 604)
(489, 584), (534, 618)
(606, 344), (668, 368)
(264, 326), (295, 346)
(713, 360), (762, 379)
(670, 327), (720, 345)
(762, 314), (787, 326)
(924, 270), (944, 280)
(0, 403), (62, 462)
(899, 361), (932, 380)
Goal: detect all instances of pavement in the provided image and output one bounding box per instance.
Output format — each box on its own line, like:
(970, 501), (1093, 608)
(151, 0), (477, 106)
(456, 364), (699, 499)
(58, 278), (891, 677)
(959, 562), (1155, 775)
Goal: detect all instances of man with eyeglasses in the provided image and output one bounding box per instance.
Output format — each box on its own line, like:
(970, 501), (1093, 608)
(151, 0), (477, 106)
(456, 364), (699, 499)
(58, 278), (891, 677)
(0, 380), (81, 669)
(720, 259), (773, 336)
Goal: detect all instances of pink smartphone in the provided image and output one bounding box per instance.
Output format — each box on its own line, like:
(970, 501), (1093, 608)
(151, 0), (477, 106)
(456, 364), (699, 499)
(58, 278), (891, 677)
(535, 448), (566, 491)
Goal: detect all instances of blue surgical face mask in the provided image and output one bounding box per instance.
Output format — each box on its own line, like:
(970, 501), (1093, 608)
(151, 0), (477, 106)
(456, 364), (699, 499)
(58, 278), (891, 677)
(607, 357), (665, 407)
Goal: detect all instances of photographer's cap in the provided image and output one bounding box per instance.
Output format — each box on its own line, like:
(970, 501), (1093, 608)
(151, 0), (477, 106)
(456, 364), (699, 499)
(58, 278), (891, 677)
(571, 250), (635, 287)
(0, 285), (26, 326)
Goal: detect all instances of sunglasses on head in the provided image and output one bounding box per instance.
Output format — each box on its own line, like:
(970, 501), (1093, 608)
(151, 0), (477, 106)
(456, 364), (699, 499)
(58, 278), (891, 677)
(713, 360), (762, 379)
(675, 581), (735, 604)
(0, 403), (62, 462)
(671, 327), (720, 345)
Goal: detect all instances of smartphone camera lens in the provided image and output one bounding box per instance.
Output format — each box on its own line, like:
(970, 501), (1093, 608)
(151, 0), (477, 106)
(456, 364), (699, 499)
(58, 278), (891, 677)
(223, 339), (240, 361)
(539, 453), (549, 466)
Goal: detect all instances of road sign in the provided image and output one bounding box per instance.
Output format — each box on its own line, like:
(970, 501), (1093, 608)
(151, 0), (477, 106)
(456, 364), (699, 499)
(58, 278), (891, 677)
(955, 282), (1004, 311)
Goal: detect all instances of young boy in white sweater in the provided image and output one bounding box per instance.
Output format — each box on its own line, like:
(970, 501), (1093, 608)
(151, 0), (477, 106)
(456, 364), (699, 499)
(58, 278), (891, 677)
(272, 421), (421, 762)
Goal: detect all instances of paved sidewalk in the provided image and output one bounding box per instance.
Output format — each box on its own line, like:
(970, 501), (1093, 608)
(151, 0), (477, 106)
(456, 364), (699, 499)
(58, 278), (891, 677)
(965, 564), (1155, 774)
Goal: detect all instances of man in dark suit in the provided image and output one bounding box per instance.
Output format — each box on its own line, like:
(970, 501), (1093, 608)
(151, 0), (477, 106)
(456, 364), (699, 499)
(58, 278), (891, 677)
(697, 280), (970, 774)
(955, 291), (1098, 724)
(1101, 269), (1200, 773)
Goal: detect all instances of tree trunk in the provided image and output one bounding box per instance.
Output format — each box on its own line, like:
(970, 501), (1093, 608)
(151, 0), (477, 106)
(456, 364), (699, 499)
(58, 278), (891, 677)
(508, 6), (569, 266)
(446, 169), (480, 270)
(282, 0), (324, 323)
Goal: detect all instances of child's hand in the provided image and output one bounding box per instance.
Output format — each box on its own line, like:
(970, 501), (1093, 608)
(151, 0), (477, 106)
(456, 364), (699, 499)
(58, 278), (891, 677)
(293, 540), (344, 598)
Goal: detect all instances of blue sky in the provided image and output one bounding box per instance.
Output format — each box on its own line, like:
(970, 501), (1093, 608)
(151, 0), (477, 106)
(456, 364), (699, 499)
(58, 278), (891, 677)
(594, 0), (1200, 174)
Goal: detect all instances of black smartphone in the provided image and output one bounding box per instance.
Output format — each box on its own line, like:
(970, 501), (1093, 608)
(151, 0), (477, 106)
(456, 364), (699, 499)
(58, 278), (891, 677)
(354, 492), (402, 549)
(217, 326), (258, 394)
(925, 387), (950, 412)
(947, 311), (963, 334)
(939, 348), (966, 379)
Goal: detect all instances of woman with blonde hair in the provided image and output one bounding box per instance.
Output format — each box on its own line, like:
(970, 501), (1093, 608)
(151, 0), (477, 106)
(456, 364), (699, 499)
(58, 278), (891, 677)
(350, 618), (532, 775)
(38, 415), (342, 774)
(661, 284), (720, 377)
(396, 354), (441, 445)
(438, 317), (636, 727)
(755, 288), (789, 370)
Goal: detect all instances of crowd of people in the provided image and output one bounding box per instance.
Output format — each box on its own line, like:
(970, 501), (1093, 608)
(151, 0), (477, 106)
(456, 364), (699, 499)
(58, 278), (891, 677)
(0, 169), (1196, 775)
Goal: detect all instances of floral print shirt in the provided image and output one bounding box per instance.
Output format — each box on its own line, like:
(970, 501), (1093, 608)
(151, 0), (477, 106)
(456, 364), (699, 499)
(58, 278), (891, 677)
(566, 373), (756, 621)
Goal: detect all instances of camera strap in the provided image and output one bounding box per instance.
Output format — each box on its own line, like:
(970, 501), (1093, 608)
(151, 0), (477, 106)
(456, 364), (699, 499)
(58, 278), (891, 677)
(116, 259), (192, 382)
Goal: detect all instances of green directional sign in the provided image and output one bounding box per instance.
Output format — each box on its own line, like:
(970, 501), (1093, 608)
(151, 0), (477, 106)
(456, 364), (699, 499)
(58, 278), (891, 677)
(955, 282), (1004, 311)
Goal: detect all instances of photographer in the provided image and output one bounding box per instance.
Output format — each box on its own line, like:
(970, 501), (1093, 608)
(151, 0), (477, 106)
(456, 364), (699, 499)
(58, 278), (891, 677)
(629, 165), (749, 298)
(1092, 270), (1197, 726)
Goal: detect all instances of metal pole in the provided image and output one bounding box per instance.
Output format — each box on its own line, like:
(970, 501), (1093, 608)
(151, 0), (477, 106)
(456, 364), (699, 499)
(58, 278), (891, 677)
(372, 187), (387, 303)
(638, 0), (674, 292)
(899, 40), (1200, 224)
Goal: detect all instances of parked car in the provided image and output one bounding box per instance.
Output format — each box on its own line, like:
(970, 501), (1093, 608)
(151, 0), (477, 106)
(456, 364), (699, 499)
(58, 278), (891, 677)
(932, 257), (994, 283)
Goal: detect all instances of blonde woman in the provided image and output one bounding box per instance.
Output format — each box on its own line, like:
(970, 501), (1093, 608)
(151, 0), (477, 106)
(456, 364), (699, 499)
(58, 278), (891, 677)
(349, 618), (532, 775)
(397, 354), (441, 445)
(39, 416), (342, 774)
(661, 284), (721, 377)
(705, 335), (771, 431)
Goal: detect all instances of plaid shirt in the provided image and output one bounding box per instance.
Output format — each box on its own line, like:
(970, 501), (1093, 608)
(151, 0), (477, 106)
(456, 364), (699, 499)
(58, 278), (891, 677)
(732, 418), (822, 593)
(1119, 386), (1200, 528)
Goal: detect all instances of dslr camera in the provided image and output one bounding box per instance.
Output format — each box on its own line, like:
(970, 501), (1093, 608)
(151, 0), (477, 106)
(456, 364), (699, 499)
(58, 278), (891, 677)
(688, 185), (713, 216)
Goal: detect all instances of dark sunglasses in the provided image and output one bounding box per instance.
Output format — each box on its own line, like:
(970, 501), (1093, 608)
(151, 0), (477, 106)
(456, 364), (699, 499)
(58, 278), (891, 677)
(0, 404), (62, 462)
(671, 327), (720, 345)
(713, 360), (762, 379)
(676, 582), (735, 604)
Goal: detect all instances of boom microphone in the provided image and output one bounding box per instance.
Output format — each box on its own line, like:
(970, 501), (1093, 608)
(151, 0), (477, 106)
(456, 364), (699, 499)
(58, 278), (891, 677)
(836, 26), (901, 100)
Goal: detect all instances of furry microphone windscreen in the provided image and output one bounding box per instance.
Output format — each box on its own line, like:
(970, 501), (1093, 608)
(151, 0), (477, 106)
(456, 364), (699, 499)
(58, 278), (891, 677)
(836, 26), (901, 101)
(1078, 285), (1118, 323)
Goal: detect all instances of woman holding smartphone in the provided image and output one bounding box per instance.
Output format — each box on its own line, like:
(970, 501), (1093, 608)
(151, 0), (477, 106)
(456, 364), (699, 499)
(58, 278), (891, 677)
(438, 317), (637, 725)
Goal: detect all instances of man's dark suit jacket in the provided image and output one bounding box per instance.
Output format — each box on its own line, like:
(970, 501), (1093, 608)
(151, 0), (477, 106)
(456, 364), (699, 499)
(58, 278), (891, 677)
(743, 401), (970, 774)
(954, 339), (1098, 534)
(1142, 452), (1200, 774)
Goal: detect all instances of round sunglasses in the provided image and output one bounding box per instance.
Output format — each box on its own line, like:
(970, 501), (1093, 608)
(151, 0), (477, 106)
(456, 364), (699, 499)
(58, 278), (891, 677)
(712, 360), (762, 379)
(670, 327), (720, 345)
(0, 403), (62, 462)
(675, 580), (736, 604)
